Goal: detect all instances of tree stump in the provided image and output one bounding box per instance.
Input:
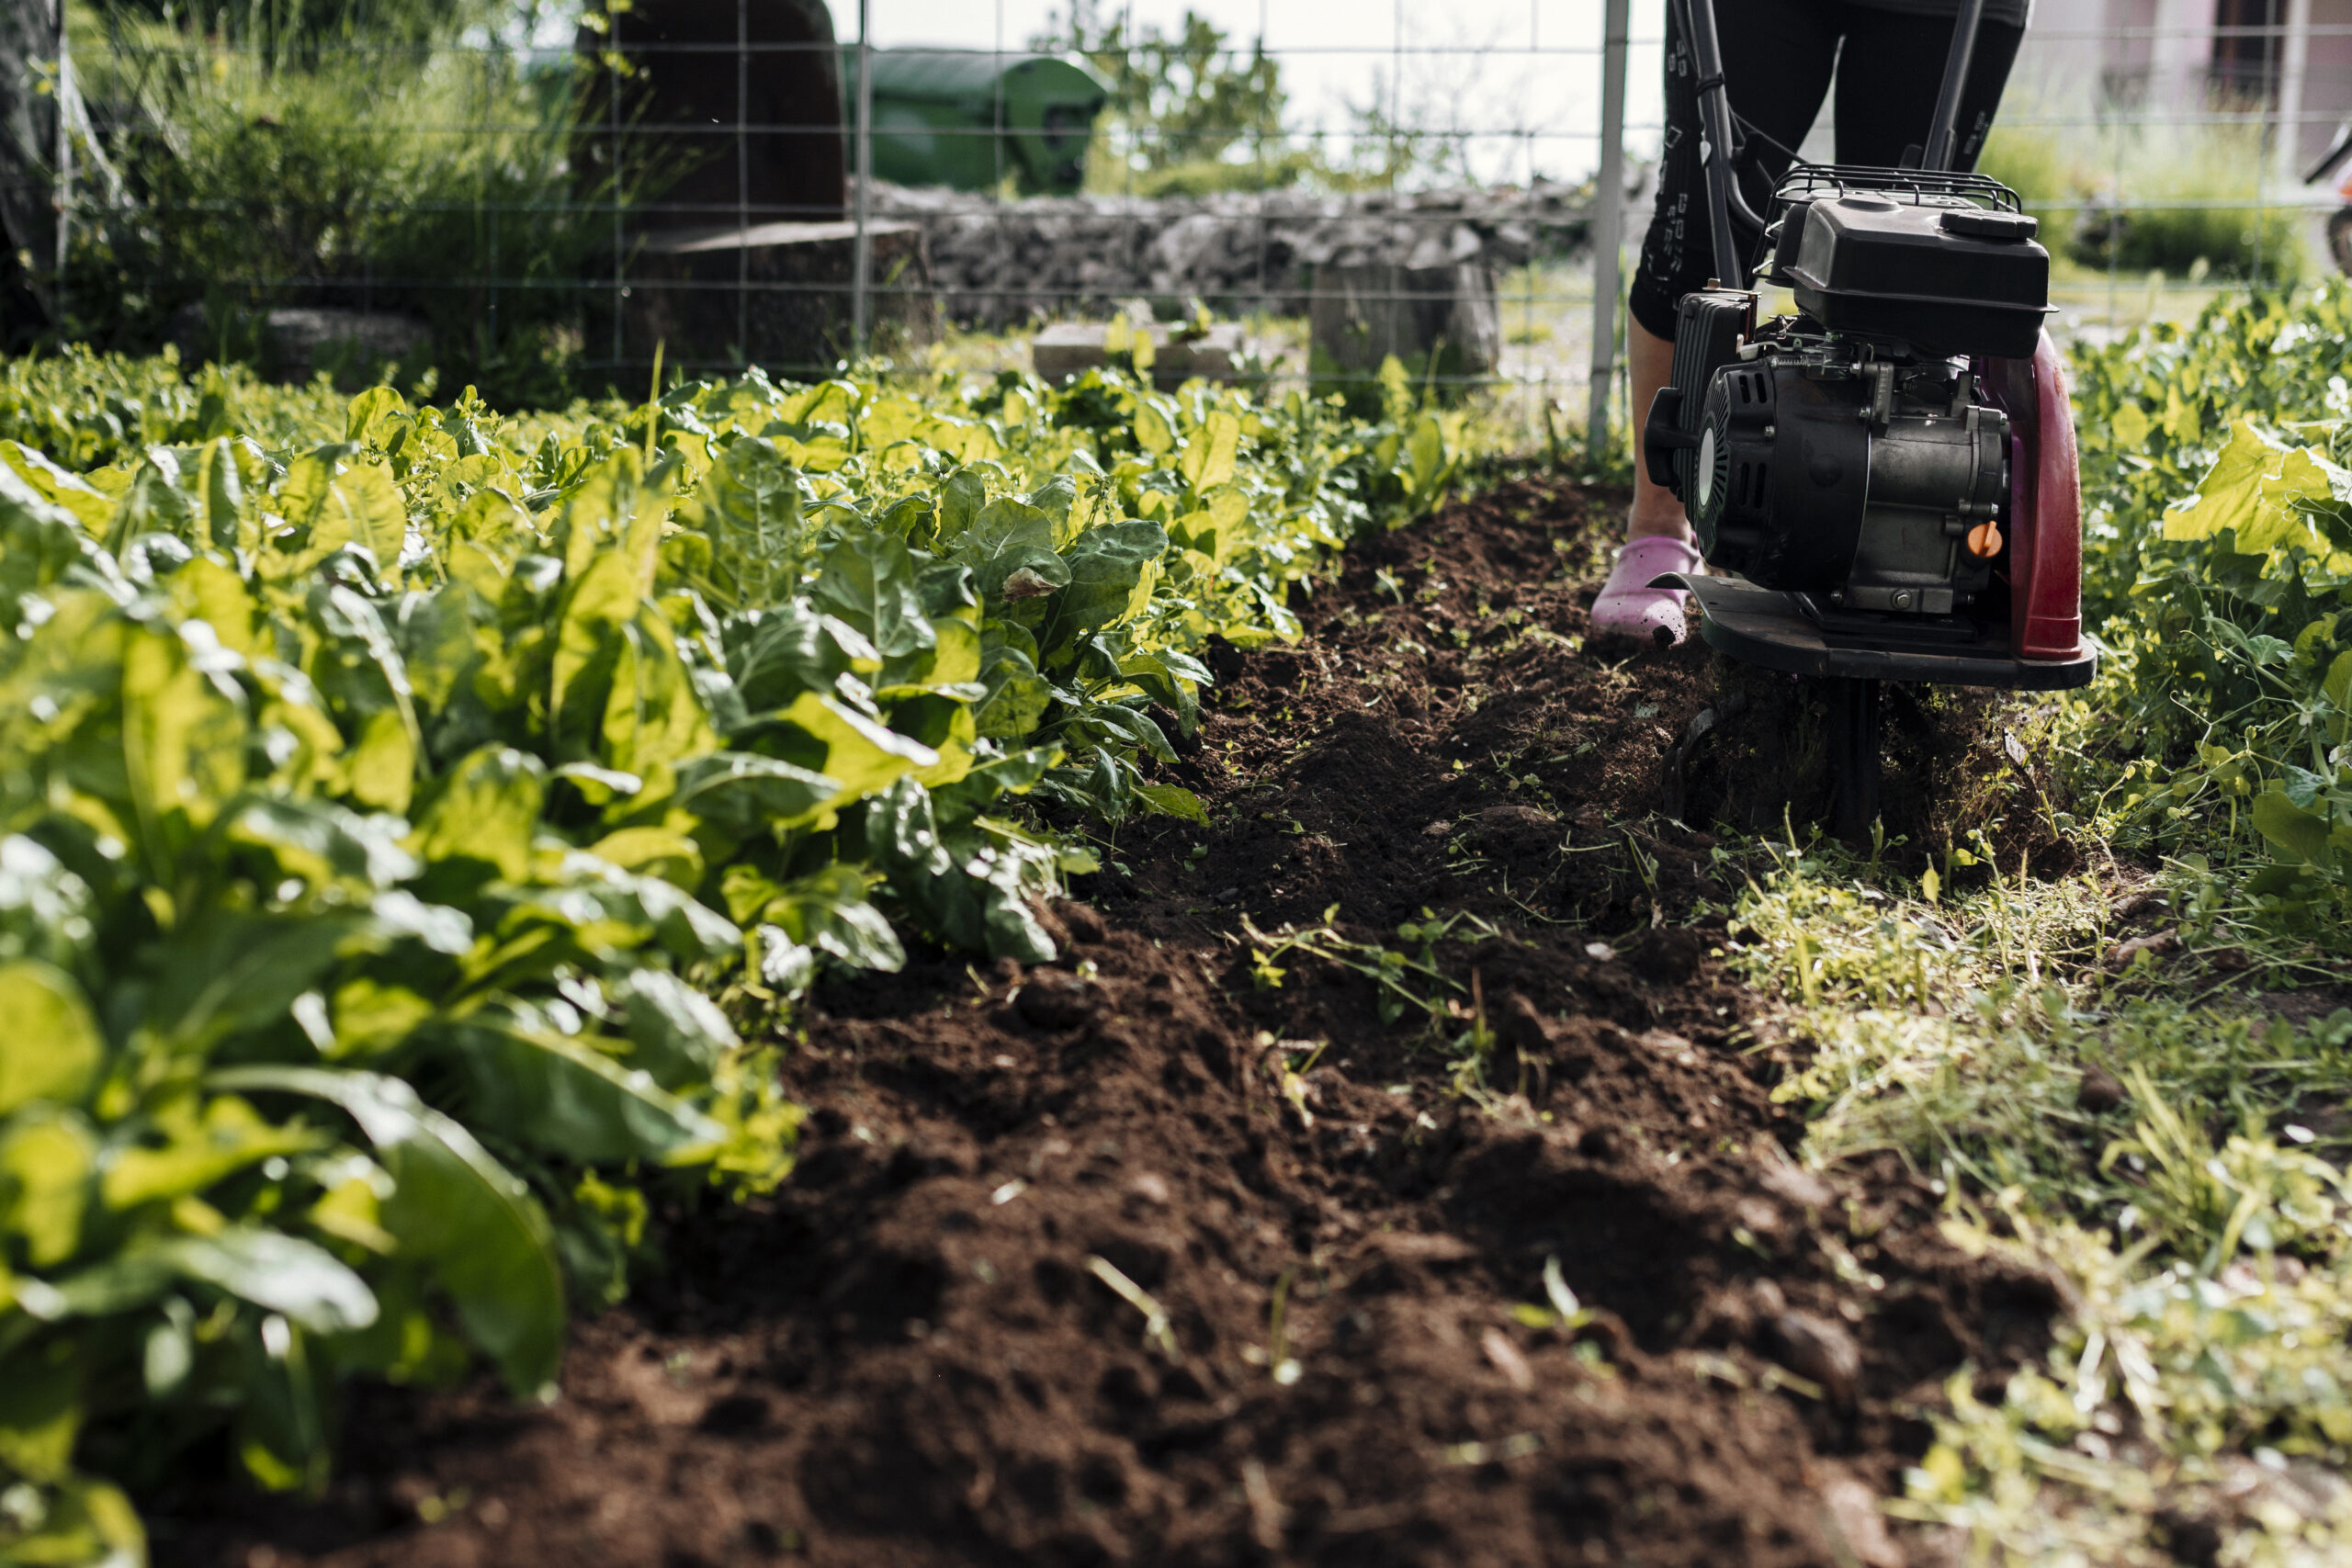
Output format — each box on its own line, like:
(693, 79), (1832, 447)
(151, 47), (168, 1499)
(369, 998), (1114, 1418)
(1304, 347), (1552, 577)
(1308, 262), (1501, 385)
(619, 220), (938, 378)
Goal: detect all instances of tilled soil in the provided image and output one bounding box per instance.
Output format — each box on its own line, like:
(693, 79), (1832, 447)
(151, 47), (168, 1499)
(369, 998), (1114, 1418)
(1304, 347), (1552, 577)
(166, 479), (2064, 1568)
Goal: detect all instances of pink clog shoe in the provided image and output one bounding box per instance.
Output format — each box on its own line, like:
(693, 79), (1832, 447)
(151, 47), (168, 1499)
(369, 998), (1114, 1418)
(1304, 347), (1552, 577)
(1592, 535), (1703, 648)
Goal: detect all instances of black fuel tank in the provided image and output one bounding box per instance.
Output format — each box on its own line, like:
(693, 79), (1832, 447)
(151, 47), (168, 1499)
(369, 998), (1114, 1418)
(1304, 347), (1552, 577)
(1783, 195), (2050, 357)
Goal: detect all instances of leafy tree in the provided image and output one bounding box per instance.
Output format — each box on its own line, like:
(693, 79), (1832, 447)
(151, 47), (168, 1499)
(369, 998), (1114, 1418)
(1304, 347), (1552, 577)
(1031, 4), (1306, 193)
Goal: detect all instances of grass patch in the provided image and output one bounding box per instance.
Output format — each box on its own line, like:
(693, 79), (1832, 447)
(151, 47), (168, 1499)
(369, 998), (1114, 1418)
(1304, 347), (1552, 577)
(1729, 833), (2352, 1562)
(1712, 281), (2352, 1562)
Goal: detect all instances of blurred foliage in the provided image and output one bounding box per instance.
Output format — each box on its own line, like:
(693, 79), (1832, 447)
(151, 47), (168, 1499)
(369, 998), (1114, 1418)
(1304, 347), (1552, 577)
(1032, 5), (1295, 196)
(60, 22), (617, 408)
(0, 349), (1462, 1562)
(1026, 2), (1483, 196)
(2064, 287), (2352, 936)
(1976, 117), (2306, 284)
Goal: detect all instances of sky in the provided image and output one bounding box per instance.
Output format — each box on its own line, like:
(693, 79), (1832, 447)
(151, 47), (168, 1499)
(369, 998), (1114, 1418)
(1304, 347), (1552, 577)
(823, 0), (1677, 185)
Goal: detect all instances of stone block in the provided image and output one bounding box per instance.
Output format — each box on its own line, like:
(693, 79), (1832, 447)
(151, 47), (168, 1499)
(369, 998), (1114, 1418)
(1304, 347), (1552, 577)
(1307, 263), (1501, 381)
(1030, 320), (1250, 386)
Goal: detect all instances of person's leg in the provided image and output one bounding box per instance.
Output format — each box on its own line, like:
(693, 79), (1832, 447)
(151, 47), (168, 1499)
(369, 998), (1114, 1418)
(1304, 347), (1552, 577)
(1625, 319), (1681, 541)
(1830, 7), (2027, 172)
(1604, 0), (1840, 641)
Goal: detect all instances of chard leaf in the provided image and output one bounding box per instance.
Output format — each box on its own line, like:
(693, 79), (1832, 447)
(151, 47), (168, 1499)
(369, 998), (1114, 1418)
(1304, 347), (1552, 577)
(0, 1109), (97, 1267)
(768, 693), (938, 807)
(1035, 521), (1167, 662)
(814, 532), (934, 659)
(209, 1065), (567, 1399)
(447, 1021), (726, 1165)
(0, 959), (104, 1115)
(673, 750), (842, 835)
(742, 863), (906, 973)
(413, 746), (547, 883)
(617, 968), (741, 1088)
(43, 1229), (379, 1336)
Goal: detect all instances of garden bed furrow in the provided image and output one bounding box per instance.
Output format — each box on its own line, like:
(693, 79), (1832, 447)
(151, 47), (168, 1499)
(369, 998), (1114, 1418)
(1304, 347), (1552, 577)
(163, 479), (2060, 1568)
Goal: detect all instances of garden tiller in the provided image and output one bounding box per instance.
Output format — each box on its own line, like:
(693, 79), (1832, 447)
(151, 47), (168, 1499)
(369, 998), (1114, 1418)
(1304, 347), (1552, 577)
(1642, 0), (2097, 838)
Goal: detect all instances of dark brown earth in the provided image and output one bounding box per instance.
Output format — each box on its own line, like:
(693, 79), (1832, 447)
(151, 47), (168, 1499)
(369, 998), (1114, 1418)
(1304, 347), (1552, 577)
(161, 478), (2070, 1568)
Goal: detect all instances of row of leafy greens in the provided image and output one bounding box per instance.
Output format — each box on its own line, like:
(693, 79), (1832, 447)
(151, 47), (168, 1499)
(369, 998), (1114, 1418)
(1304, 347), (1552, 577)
(2064, 286), (2352, 936)
(0, 352), (1464, 1562)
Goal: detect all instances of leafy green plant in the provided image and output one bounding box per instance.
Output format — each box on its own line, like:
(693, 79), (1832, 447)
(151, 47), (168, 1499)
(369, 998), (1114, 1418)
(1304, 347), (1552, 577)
(2066, 288), (2352, 933)
(2093, 119), (2305, 284)
(0, 347), (345, 469)
(0, 349), (1461, 1560)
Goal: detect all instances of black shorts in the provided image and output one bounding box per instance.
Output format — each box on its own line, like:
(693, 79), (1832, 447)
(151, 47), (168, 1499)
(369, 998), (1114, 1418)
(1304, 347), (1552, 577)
(1627, 1), (2028, 342)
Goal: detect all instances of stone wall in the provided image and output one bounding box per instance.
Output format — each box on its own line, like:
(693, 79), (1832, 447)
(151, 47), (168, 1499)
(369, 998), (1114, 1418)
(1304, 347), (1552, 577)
(865, 179), (1592, 330)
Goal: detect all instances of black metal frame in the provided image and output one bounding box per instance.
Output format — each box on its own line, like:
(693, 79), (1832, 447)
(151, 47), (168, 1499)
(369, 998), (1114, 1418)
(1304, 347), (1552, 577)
(1679, 0), (1993, 290)
(1770, 165), (2022, 214)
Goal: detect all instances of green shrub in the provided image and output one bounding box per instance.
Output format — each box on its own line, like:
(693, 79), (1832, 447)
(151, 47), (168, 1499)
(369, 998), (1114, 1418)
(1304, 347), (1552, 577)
(2086, 120), (2304, 282)
(63, 28), (622, 407)
(1976, 115), (2304, 282)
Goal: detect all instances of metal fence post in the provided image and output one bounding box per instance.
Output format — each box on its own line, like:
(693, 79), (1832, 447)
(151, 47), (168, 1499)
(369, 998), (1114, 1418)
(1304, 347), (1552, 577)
(2278, 0), (2312, 190)
(736, 0), (749, 366)
(51, 0), (71, 298)
(852, 0), (873, 361)
(1585, 0), (1629, 459)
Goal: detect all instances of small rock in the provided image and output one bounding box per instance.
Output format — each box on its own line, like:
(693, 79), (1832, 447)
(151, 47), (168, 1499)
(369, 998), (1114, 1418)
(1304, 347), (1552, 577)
(1819, 1474), (1905, 1568)
(1583, 941), (1617, 963)
(1758, 1158), (1835, 1212)
(1770, 1310), (1861, 1403)
(1422, 819), (1453, 838)
(1637, 1028), (1698, 1058)
(2077, 1066), (2128, 1114)
(2108, 930), (2180, 966)
(1016, 970), (1100, 1030)
(1127, 1171), (1171, 1205)
(1213, 886), (1240, 905)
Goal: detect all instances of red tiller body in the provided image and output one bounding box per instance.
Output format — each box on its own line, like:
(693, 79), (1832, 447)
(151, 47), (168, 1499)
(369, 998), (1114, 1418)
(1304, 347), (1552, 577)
(1980, 332), (2087, 666)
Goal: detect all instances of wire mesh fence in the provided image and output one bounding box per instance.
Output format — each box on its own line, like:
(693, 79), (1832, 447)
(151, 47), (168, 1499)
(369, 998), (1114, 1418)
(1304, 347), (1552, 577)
(8, 0), (2352, 441)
